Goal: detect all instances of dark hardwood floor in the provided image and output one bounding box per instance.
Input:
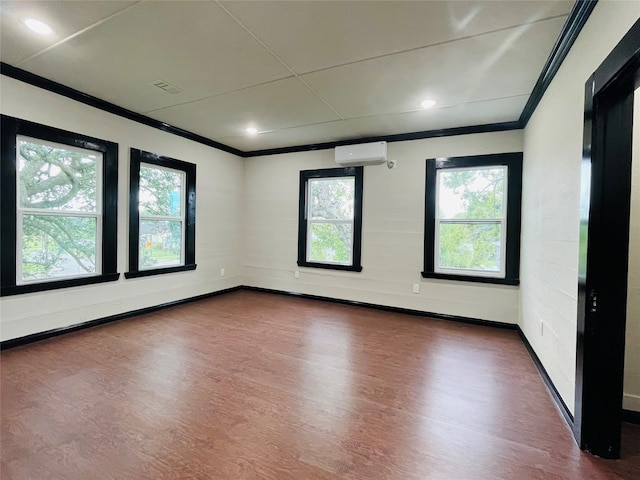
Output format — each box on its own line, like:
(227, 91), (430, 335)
(1, 290), (639, 479)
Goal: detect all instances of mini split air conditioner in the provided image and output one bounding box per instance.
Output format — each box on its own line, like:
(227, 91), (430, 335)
(335, 141), (387, 167)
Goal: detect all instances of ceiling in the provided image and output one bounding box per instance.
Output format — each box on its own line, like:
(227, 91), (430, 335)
(0, 0), (574, 154)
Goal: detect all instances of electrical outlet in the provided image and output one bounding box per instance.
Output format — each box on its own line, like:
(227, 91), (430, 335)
(294, 270), (299, 279)
(220, 268), (225, 277)
(413, 283), (420, 294)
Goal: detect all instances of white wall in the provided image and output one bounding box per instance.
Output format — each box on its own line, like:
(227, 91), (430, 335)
(244, 131), (523, 323)
(0, 78), (523, 339)
(3, 0), (638, 416)
(521, 0), (640, 414)
(624, 89), (640, 412)
(0, 76), (245, 342)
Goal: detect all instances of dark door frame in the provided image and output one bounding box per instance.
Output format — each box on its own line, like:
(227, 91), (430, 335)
(575, 18), (640, 459)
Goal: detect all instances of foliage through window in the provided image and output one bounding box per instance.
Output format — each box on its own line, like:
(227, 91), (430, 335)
(423, 153), (522, 285)
(138, 164), (184, 269)
(17, 137), (102, 282)
(126, 149), (196, 278)
(1, 116), (119, 296)
(298, 167), (363, 272)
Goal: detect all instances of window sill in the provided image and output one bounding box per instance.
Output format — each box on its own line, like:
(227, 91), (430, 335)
(297, 261), (362, 272)
(421, 271), (519, 286)
(1, 272), (121, 297)
(124, 264), (197, 279)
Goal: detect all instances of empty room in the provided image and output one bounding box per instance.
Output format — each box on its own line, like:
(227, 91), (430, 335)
(1, 0), (639, 478)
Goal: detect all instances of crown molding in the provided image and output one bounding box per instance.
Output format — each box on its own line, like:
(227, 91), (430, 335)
(0, 62), (245, 157)
(0, 2), (596, 156)
(519, 0), (598, 126)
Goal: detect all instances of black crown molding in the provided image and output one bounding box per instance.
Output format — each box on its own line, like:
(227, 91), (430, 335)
(0, 1), (595, 157)
(244, 122), (522, 157)
(0, 62), (244, 157)
(519, 0), (598, 126)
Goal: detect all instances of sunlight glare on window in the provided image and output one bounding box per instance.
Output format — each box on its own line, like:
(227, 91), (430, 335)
(437, 167), (505, 220)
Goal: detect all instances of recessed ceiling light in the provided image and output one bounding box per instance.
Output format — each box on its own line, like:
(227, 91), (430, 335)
(246, 127), (258, 135)
(420, 99), (437, 109)
(23, 18), (53, 35)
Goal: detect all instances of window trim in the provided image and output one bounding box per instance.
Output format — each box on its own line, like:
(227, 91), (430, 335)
(0, 115), (119, 296)
(434, 164), (508, 278)
(422, 153), (522, 286)
(16, 135), (105, 285)
(125, 148), (196, 279)
(297, 167), (363, 272)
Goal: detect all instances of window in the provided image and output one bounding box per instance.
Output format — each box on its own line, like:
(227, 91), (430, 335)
(125, 148), (196, 278)
(422, 153), (522, 285)
(0, 115), (119, 296)
(298, 167), (363, 272)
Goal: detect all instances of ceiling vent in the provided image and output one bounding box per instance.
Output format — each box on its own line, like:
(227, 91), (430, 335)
(150, 79), (182, 94)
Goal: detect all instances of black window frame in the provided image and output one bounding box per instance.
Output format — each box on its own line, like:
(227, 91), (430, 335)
(422, 152), (522, 286)
(125, 148), (196, 279)
(0, 115), (119, 296)
(298, 166), (364, 272)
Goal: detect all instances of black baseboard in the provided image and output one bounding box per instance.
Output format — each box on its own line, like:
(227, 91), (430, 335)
(517, 327), (575, 430)
(244, 286), (578, 434)
(0, 286), (242, 350)
(0, 283), (579, 437)
(1, 284), (582, 437)
(242, 285), (518, 330)
(1, 284), (518, 350)
(622, 409), (640, 425)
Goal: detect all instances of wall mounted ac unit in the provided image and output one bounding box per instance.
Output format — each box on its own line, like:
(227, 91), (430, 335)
(335, 141), (387, 167)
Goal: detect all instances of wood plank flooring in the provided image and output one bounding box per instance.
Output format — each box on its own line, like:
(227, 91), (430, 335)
(1, 290), (639, 479)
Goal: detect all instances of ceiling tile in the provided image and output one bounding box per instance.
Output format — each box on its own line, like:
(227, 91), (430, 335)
(147, 77), (341, 140)
(16, 1), (293, 112)
(221, 0), (572, 74)
(0, 0), (138, 65)
(215, 95), (528, 152)
(345, 95), (529, 138)
(301, 17), (565, 119)
(1, 1), (574, 152)
(213, 119), (364, 151)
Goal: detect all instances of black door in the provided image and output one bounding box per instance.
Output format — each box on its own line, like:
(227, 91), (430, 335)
(575, 19), (640, 459)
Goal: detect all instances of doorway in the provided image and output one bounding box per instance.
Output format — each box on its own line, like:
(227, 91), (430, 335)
(625, 88), (640, 421)
(575, 19), (640, 459)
